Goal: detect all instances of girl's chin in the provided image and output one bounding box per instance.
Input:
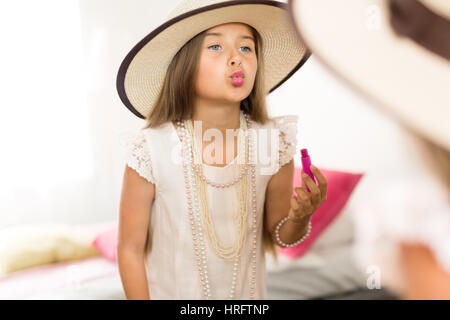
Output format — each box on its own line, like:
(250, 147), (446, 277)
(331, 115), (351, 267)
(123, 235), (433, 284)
(226, 93), (248, 102)
(227, 85), (249, 95)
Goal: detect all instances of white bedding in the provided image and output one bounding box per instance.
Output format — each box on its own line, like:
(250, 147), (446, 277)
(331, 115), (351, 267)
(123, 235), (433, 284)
(266, 244), (368, 299)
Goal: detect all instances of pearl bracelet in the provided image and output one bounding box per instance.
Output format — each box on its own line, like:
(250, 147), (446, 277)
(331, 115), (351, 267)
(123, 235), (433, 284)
(275, 216), (312, 248)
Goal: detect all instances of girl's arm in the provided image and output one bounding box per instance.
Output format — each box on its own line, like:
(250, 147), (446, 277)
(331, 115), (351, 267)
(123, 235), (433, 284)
(399, 242), (450, 299)
(118, 164), (155, 300)
(264, 160), (327, 246)
(264, 160), (310, 245)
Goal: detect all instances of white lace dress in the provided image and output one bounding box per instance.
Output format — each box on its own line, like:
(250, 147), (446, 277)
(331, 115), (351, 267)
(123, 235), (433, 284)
(351, 161), (450, 296)
(122, 113), (298, 299)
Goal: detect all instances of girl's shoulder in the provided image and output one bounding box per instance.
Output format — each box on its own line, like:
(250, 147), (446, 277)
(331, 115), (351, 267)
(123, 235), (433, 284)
(268, 114), (299, 151)
(119, 124), (171, 185)
(269, 114), (299, 131)
(253, 115), (299, 172)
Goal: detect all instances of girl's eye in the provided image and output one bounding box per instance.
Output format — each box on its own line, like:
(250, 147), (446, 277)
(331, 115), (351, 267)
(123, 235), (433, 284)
(208, 44), (221, 51)
(207, 45), (252, 52)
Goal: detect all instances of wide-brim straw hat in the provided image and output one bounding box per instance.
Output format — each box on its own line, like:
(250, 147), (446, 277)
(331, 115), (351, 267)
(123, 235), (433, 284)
(288, 0), (450, 150)
(116, 0), (310, 120)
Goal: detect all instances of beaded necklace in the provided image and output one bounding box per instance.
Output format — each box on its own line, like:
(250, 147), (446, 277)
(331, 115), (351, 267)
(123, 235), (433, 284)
(175, 110), (258, 299)
(185, 113), (247, 261)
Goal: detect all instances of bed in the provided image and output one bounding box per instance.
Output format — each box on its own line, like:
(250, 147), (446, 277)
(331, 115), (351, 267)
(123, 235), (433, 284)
(0, 204), (398, 300)
(0, 247), (397, 300)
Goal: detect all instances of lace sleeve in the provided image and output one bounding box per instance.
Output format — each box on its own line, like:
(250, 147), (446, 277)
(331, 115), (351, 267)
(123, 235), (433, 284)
(273, 115), (299, 170)
(124, 130), (156, 184)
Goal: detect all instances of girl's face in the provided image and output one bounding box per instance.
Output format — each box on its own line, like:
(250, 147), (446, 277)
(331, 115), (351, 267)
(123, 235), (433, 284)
(195, 23), (257, 105)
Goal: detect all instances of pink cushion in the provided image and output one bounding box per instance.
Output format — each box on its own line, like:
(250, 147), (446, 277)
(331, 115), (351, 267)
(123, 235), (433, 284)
(92, 227), (118, 262)
(278, 167), (364, 260)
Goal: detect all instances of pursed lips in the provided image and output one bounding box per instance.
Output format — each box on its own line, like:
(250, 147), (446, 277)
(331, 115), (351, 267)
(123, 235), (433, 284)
(230, 70), (245, 78)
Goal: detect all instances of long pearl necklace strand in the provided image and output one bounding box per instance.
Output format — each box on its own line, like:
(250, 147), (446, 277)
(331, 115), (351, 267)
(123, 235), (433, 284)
(184, 113), (247, 261)
(175, 110), (258, 300)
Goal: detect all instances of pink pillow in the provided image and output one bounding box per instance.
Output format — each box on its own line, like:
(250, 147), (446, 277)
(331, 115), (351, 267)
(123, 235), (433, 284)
(92, 227), (118, 262)
(278, 167), (364, 260)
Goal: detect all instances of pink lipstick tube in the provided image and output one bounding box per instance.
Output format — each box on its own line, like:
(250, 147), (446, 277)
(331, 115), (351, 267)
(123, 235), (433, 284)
(301, 148), (316, 192)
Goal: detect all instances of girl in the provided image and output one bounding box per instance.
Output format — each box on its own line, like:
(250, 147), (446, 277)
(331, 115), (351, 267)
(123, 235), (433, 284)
(289, 0), (450, 298)
(116, 0), (327, 300)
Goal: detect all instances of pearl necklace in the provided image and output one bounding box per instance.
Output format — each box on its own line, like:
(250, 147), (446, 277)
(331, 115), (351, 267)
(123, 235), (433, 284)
(184, 112), (247, 261)
(175, 111), (258, 299)
(185, 112), (251, 188)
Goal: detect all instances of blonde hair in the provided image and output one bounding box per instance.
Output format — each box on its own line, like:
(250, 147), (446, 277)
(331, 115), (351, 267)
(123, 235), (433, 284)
(142, 24), (280, 264)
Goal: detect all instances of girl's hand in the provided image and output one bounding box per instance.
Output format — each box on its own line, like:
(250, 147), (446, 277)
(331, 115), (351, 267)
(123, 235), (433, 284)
(289, 165), (328, 223)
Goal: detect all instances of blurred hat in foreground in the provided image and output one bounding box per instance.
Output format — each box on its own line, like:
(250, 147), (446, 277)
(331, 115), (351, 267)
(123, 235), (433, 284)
(288, 0), (450, 150)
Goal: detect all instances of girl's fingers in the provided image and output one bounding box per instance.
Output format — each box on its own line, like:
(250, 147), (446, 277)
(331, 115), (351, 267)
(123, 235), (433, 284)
(295, 187), (312, 211)
(290, 196), (299, 211)
(301, 168), (307, 191)
(295, 187), (308, 201)
(301, 171), (321, 205)
(310, 165), (328, 202)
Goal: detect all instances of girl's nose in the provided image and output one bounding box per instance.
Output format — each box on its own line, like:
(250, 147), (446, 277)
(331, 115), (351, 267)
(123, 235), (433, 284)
(230, 55), (241, 66)
(229, 48), (242, 66)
